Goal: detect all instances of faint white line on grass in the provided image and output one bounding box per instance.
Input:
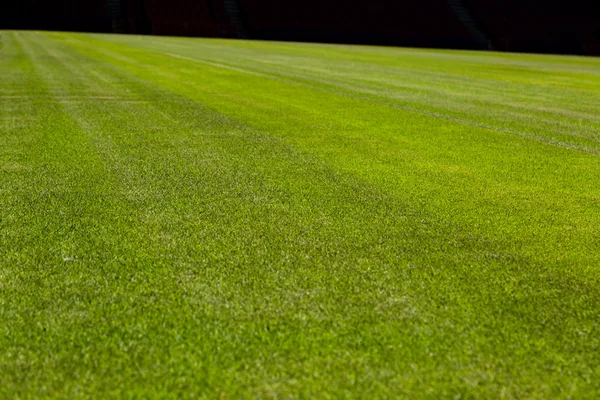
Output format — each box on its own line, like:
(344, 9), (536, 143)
(163, 51), (599, 156)
(164, 52), (263, 75)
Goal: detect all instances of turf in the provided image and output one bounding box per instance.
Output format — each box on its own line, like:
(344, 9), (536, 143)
(1, 30), (600, 398)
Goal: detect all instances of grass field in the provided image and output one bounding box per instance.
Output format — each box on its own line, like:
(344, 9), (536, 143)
(1, 30), (600, 398)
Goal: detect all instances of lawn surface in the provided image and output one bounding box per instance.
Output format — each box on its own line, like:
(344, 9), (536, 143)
(1, 31), (600, 398)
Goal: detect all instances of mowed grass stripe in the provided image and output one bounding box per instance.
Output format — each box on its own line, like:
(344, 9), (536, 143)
(154, 49), (600, 154)
(86, 33), (600, 151)
(1, 31), (600, 398)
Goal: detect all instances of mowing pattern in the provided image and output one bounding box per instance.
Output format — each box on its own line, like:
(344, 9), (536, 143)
(1, 31), (600, 397)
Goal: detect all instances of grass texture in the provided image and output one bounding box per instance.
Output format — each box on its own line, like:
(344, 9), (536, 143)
(1, 30), (600, 398)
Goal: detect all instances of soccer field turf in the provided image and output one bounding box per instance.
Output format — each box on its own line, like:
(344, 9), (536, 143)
(1, 30), (600, 397)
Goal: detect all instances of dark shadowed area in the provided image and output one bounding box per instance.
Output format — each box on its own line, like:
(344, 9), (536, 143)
(1, 0), (599, 54)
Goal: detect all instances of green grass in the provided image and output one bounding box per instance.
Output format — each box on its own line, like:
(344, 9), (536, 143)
(1, 30), (600, 398)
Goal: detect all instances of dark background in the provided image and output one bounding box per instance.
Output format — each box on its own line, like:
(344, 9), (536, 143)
(1, 0), (599, 55)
